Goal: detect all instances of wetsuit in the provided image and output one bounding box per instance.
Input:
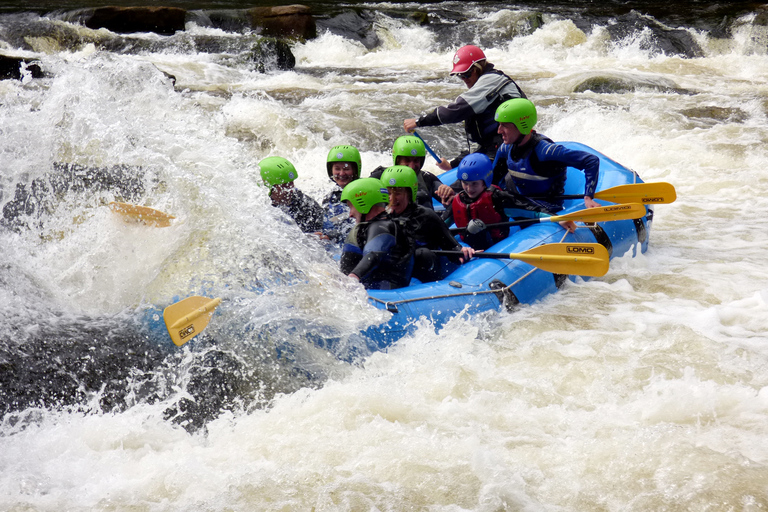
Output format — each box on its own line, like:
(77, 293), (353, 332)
(370, 165), (444, 211)
(493, 132), (600, 212)
(392, 203), (464, 282)
(452, 186), (552, 250)
(413, 63), (527, 165)
(274, 188), (324, 233)
(339, 211), (414, 290)
(321, 186), (356, 245)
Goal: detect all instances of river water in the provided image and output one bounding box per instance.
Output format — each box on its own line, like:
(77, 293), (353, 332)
(1, 1), (768, 510)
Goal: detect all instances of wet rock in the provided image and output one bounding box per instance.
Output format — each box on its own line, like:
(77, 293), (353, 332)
(573, 73), (693, 95)
(680, 106), (748, 124)
(249, 37), (296, 72)
(0, 54), (44, 80)
(84, 6), (187, 36)
(1, 163), (149, 232)
(247, 4), (316, 41)
(316, 10), (380, 49)
(606, 10), (703, 58)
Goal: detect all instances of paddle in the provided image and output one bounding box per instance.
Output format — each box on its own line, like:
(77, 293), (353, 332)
(163, 295), (222, 346)
(412, 130), (442, 163)
(109, 201), (176, 227)
(449, 202), (647, 234)
(434, 242), (610, 277)
(531, 182), (676, 205)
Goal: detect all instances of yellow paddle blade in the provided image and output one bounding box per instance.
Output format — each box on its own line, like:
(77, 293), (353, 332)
(511, 243), (610, 277)
(109, 202), (176, 227)
(549, 203), (646, 224)
(163, 296), (222, 346)
(594, 182), (676, 204)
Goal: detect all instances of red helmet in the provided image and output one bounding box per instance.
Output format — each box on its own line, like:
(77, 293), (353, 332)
(450, 45), (486, 74)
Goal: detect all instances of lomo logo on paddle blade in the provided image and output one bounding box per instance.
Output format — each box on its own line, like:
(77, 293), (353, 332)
(604, 205), (632, 212)
(642, 197), (664, 203)
(566, 245), (595, 254)
(179, 324), (195, 340)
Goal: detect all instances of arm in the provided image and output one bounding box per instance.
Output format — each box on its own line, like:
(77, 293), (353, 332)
(346, 223), (397, 281)
(536, 143), (600, 202)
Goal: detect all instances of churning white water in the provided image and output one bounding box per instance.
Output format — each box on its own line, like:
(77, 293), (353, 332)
(1, 3), (768, 510)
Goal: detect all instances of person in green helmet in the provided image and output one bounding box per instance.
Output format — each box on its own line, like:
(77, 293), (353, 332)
(492, 98), (601, 211)
(339, 178), (414, 290)
(369, 135), (456, 210)
(259, 156), (324, 233)
(321, 144), (361, 245)
(381, 165), (475, 283)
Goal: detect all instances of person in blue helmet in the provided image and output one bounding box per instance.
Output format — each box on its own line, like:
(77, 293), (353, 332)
(492, 98), (601, 212)
(339, 178), (415, 290)
(450, 153), (564, 250)
(320, 144), (361, 245)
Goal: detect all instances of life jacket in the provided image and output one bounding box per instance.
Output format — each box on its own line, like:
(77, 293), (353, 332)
(465, 68), (527, 152)
(504, 133), (567, 200)
(452, 186), (509, 246)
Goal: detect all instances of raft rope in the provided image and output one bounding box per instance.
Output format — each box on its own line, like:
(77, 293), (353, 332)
(368, 230), (570, 309)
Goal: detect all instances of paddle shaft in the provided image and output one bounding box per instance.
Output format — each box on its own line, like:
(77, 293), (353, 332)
(449, 203), (646, 234)
(412, 130), (441, 162)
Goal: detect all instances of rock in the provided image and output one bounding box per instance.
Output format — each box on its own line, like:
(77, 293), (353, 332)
(85, 6), (187, 35)
(573, 73), (693, 95)
(249, 38), (296, 72)
(247, 4), (316, 41)
(0, 54), (44, 80)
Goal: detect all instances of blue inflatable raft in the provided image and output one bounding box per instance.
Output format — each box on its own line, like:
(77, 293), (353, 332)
(360, 142), (652, 349)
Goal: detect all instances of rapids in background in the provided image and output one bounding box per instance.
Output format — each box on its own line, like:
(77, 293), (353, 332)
(2, 1), (768, 509)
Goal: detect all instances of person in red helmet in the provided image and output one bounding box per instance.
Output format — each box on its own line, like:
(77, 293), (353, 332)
(403, 45), (527, 171)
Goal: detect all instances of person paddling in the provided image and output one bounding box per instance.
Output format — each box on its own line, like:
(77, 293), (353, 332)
(259, 156), (324, 233)
(369, 135), (455, 209)
(403, 45), (527, 170)
(320, 144), (361, 245)
(339, 178), (414, 290)
(492, 98), (601, 211)
(381, 165), (474, 283)
(451, 153), (564, 250)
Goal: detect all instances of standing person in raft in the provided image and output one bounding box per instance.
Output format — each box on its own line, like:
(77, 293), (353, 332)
(369, 135), (456, 210)
(452, 153), (577, 250)
(339, 178), (414, 290)
(320, 145), (361, 245)
(492, 98), (601, 212)
(381, 165), (474, 283)
(402, 45), (527, 170)
(258, 156), (324, 233)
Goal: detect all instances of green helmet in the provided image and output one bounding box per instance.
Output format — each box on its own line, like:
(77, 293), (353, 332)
(495, 98), (537, 135)
(392, 136), (426, 167)
(326, 145), (362, 180)
(380, 165), (418, 203)
(259, 156), (297, 191)
(340, 177), (389, 215)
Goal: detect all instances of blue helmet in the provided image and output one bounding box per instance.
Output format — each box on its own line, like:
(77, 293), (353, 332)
(457, 153), (493, 188)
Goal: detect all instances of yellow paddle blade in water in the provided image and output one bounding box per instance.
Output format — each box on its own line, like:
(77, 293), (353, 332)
(163, 296), (222, 346)
(109, 202), (176, 227)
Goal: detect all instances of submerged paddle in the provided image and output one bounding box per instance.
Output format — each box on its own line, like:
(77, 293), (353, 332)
(434, 242), (610, 277)
(450, 202), (647, 234)
(531, 182), (676, 205)
(109, 201), (176, 227)
(163, 295), (222, 346)
(412, 130), (442, 163)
